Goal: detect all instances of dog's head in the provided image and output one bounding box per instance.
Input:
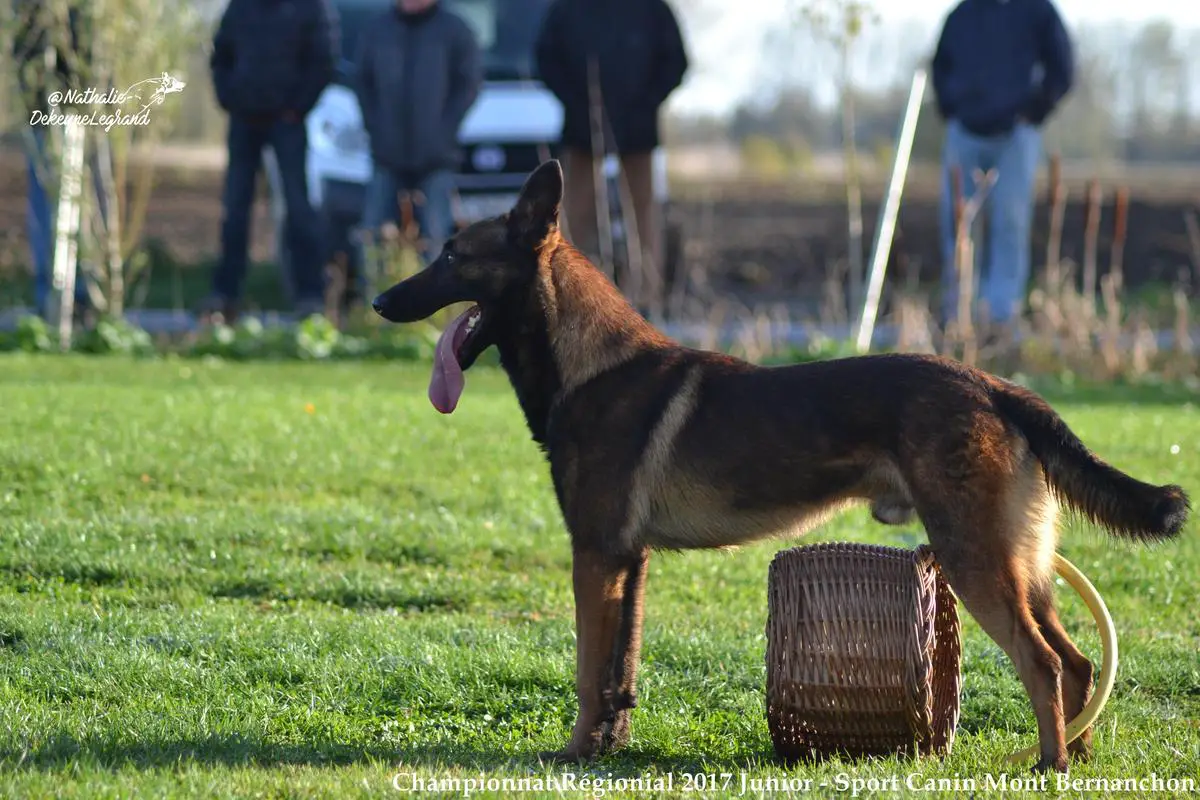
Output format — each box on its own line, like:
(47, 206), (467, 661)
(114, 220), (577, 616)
(372, 159), (564, 413)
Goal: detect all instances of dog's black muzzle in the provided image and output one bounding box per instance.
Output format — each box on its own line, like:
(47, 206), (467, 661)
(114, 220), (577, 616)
(372, 263), (469, 324)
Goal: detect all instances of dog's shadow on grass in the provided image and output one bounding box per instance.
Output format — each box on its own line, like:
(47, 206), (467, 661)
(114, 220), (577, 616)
(4, 734), (951, 780)
(2, 731), (788, 776)
(0, 733), (519, 773)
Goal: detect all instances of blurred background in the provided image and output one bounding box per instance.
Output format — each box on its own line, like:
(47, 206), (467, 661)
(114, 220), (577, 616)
(1, 0), (1197, 365)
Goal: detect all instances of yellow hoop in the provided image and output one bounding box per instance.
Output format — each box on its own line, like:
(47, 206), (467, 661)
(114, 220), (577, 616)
(1006, 552), (1118, 764)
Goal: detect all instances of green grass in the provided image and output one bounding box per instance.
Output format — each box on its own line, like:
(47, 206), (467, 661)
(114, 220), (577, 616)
(0, 356), (1197, 798)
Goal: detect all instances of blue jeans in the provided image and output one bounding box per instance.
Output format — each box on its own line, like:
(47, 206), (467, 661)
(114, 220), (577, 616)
(939, 119), (1042, 325)
(357, 167), (455, 289)
(24, 125), (93, 316)
(213, 116), (325, 304)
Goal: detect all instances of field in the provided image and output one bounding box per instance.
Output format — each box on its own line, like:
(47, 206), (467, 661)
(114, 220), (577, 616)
(1, 146), (1199, 317)
(1, 356), (1197, 798)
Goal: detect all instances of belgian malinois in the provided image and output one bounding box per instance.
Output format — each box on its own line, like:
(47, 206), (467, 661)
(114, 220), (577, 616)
(372, 160), (1190, 773)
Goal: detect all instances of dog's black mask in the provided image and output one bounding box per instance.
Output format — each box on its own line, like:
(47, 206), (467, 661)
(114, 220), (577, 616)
(371, 159), (564, 412)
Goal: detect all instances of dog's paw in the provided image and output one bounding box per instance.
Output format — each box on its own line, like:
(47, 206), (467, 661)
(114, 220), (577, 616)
(537, 748), (592, 765)
(602, 711), (632, 752)
(1031, 754), (1070, 774)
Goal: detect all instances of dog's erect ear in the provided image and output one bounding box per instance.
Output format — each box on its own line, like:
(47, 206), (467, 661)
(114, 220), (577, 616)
(508, 160), (563, 249)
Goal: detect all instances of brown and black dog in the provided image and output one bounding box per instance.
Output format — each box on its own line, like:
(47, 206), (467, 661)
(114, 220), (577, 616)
(372, 160), (1190, 773)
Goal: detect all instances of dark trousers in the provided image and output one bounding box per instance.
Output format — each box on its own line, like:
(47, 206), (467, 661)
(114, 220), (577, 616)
(561, 147), (661, 291)
(213, 116), (325, 304)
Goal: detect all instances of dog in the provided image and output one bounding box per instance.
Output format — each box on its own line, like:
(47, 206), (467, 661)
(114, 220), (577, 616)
(372, 159), (1190, 773)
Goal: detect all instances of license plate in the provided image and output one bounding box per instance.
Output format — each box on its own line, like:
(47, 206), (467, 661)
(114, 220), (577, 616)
(456, 193), (519, 222)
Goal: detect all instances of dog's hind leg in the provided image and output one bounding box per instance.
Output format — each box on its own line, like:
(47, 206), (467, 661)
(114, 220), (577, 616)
(928, 531), (1068, 772)
(541, 547), (649, 763)
(912, 436), (1069, 772)
(1029, 581), (1095, 761)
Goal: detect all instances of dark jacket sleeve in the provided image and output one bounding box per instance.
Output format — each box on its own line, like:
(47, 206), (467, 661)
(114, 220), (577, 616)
(645, 0), (688, 109)
(292, 0), (338, 116)
(443, 18), (483, 136)
(209, 1), (238, 112)
(930, 11), (956, 120)
(533, 0), (573, 105)
(1026, 0), (1073, 124)
(354, 26), (378, 139)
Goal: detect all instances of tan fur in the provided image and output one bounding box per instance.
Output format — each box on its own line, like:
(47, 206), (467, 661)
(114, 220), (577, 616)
(617, 366), (703, 549)
(538, 240), (669, 394)
(643, 475), (860, 551)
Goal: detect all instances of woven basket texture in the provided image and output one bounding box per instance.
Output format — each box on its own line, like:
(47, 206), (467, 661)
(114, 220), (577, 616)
(766, 542), (962, 762)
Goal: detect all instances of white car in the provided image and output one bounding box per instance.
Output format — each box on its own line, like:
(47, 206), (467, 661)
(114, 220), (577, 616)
(265, 0), (673, 305)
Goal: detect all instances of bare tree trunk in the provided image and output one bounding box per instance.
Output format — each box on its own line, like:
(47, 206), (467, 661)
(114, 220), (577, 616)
(1044, 155), (1066, 294)
(613, 164), (649, 313)
(95, 132), (123, 317)
(951, 166), (975, 364)
(840, 42), (864, 319)
(586, 57), (614, 280)
(1110, 187), (1129, 294)
(52, 116), (87, 349)
(1081, 178), (1102, 319)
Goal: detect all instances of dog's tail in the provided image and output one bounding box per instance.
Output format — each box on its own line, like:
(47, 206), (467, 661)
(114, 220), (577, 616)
(990, 381), (1190, 542)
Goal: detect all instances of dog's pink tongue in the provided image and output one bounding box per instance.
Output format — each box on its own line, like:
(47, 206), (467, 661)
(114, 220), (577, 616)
(429, 308), (475, 414)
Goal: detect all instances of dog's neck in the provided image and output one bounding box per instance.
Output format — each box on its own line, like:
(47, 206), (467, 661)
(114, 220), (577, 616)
(493, 235), (673, 448)
(494, 288), (561, 449)
(537, 238), (672, 393)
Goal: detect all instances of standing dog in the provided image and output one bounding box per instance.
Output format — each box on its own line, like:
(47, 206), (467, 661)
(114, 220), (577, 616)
(372, 160), (1189, 773)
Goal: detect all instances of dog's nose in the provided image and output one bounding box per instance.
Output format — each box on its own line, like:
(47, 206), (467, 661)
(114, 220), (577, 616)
(371, 296), (385, 316)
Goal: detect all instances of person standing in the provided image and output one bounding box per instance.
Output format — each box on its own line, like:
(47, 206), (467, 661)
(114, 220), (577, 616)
(12, 0), (95, 321)
(932, 0), (1074, 333)
(534, 0), (688, 294)
(206, 0), (339, 322)
(354, 0), (482, 278)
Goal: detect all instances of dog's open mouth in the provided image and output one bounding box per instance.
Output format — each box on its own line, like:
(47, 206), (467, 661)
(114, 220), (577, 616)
(430, 304), (488, 414)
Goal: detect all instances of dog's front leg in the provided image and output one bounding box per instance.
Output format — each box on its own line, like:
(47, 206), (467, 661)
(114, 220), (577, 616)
(541, 547), (649, 763)
(602, 546), (649, 751)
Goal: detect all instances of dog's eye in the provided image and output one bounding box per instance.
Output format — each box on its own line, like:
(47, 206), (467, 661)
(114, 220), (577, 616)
(444, 251), (456, 265)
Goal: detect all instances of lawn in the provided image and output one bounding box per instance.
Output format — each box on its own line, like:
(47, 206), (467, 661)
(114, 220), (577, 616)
(0, 355), (1197, 798)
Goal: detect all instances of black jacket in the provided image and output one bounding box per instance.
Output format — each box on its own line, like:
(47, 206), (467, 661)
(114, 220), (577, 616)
(210, 0), (339, 119)
(534, 0), (688, 153)
(932, 0), (1074, 136)
(354, 4), (482, 176)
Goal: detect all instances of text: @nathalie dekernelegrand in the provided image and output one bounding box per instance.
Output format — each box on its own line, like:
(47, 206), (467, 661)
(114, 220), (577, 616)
(31, 88), (156, 132)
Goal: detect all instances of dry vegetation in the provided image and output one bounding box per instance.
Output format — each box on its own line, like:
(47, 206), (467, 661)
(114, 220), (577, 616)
(2, 145), (1198, 382)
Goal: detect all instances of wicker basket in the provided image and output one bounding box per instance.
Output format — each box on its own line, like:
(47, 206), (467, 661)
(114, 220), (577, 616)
(765, 542), (962, 763)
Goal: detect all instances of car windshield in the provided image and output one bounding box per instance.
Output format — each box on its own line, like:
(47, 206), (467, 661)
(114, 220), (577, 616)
(334, 0), (551, 82)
